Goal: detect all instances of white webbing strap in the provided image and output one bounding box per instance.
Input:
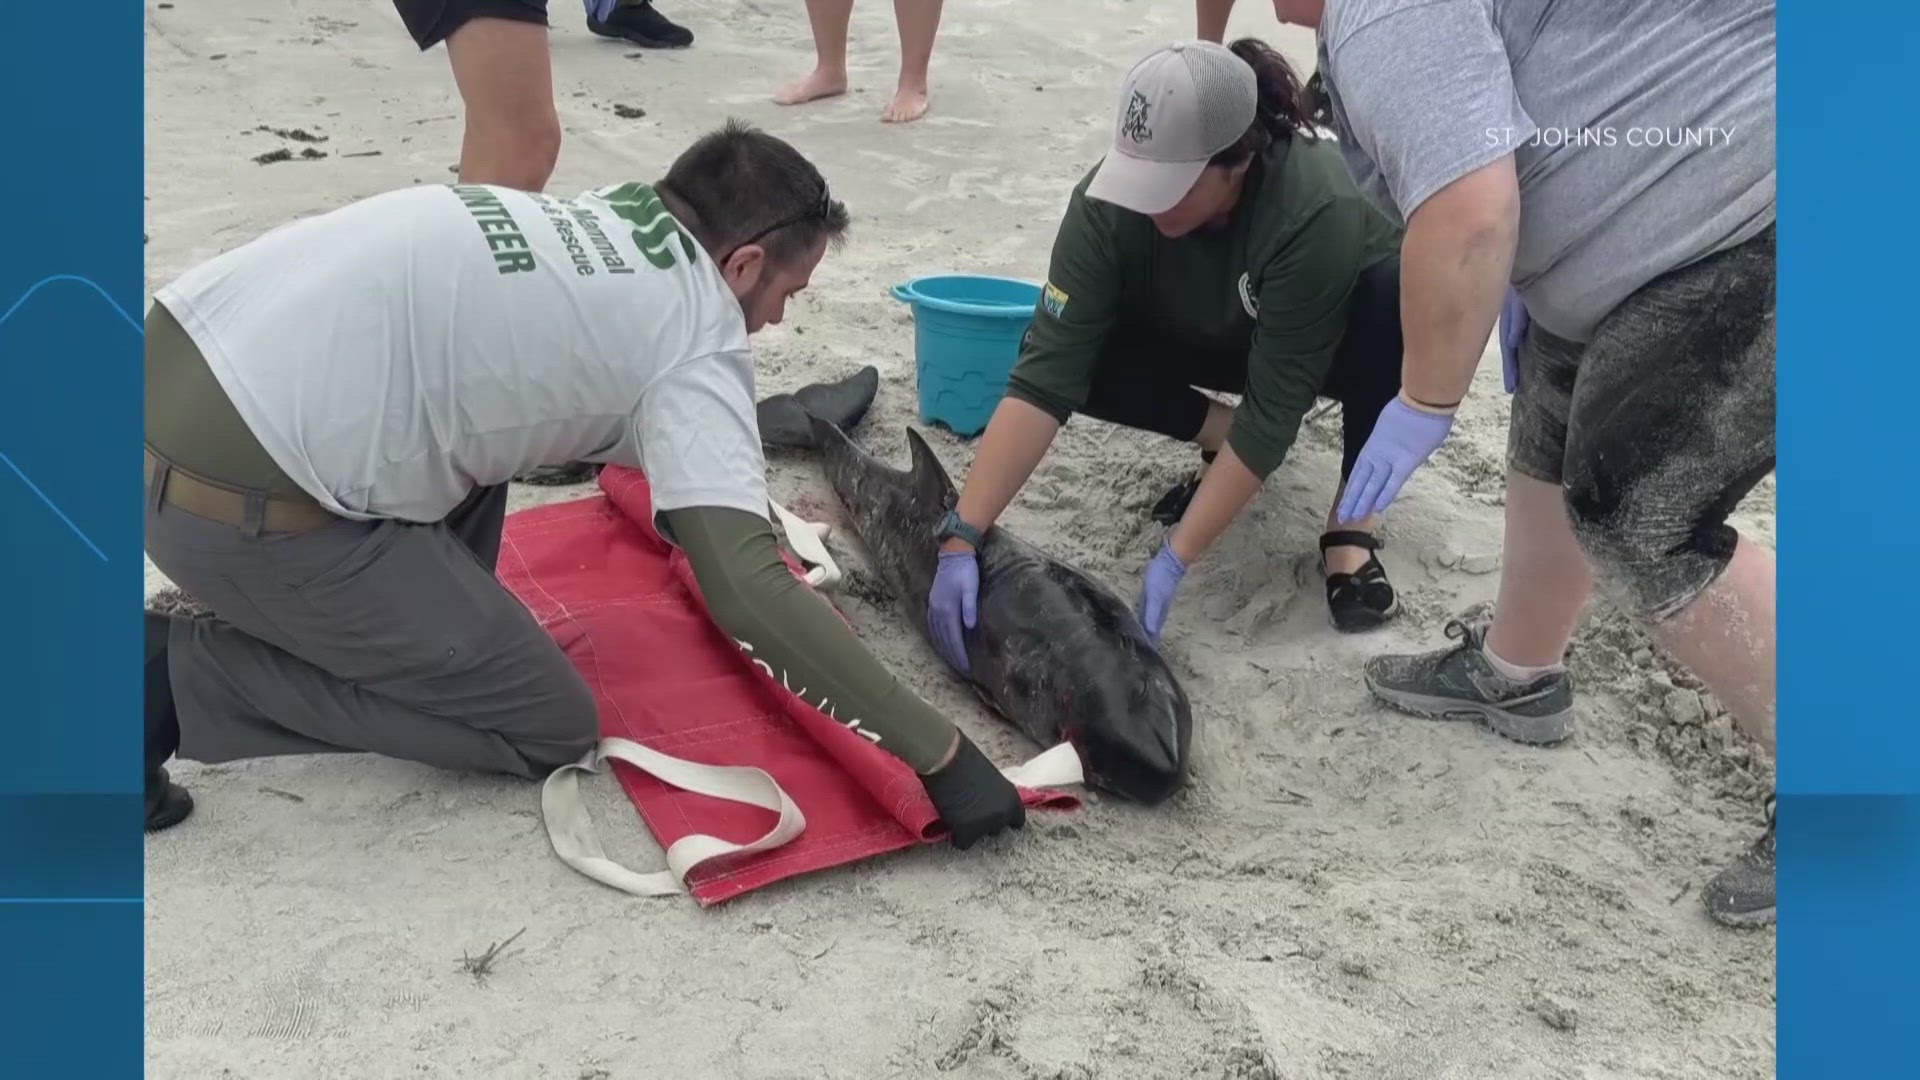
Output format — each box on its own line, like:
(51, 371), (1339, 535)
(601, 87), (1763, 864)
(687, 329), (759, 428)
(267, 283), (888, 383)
(769, 499), (840, 590)
(542, 738), (1082, 898)
(541, 736), (807, 897)
(998, 740), (1084, 788)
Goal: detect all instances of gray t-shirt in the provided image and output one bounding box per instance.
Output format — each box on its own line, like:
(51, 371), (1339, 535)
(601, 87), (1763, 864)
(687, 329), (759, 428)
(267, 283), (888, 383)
(1315, 0), (1775, 342)
(156, 182), (768, 524)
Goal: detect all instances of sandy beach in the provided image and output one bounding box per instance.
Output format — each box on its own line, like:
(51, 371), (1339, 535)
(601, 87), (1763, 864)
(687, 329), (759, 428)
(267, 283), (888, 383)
(144, 2), (1776, 1076)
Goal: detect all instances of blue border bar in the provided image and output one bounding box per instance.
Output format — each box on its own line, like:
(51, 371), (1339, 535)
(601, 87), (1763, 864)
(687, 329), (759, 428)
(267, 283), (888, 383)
(1777, 1), (1920, 795)
(1776, 0), (1920, 1075)
(1, 3), (144, 1075)
(0, 904), (145, 1075)
(1777, 797), (1920, 1075)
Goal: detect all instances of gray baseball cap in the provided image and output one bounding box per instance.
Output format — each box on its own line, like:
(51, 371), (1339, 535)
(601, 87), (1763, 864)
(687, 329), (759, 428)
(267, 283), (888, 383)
(1086, 41), (1259, 215)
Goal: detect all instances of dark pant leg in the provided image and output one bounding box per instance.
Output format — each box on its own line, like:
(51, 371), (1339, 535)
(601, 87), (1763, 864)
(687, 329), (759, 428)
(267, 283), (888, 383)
(1319, 256), (1406, 480)
(1077, 330), (1246, 443)
(1559, 227), (1777, 622)
(445, 482), (510, 570)
(146, 485), (597, 779)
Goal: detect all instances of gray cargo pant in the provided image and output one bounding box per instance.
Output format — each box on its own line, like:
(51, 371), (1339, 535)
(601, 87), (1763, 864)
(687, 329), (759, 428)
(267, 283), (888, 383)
(145, 471), (598, 780)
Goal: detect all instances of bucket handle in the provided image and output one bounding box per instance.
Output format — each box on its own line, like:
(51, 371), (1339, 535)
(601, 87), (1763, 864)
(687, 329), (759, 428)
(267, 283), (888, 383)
(889, 280), (1038, 315)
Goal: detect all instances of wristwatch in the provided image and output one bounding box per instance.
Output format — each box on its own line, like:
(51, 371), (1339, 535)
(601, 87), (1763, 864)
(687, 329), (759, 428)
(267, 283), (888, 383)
(932, 510), (984, 548)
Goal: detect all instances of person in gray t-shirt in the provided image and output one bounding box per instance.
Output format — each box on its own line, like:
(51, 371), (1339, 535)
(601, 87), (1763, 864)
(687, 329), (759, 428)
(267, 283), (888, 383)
(1268, 0), (1778, 928)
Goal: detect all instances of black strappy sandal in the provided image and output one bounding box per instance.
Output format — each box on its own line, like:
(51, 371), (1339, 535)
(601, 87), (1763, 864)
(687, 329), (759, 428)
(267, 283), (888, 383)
(1151, 451), (1217, 525)
(1320, 530), (1398, 633)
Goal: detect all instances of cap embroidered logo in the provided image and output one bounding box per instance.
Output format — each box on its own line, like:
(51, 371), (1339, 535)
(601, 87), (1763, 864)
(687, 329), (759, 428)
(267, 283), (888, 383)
(1121, 91), (1154, 144)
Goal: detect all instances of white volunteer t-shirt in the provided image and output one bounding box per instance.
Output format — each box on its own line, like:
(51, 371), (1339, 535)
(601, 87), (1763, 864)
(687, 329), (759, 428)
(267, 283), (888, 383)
(154, 182), (767, 524)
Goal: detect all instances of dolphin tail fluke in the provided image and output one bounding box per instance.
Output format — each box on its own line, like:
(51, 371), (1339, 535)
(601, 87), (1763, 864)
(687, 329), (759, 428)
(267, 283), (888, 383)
(806, 412), (844, 451)
(756, 365), (881, 449)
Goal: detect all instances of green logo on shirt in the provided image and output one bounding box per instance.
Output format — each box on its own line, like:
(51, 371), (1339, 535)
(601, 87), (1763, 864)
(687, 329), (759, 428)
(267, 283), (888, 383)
(601, 183), (698, 271)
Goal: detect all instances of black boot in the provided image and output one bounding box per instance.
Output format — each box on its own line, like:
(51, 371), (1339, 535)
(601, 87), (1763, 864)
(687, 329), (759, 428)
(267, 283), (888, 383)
(1150, 451), (1216, 525)
(145, 610), (194, 832)
(587, 1), (693, 49)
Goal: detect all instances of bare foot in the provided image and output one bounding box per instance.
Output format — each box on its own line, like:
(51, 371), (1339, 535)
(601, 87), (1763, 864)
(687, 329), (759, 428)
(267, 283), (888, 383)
(774, 68), (848, 106)
(881, 86), (929, 123)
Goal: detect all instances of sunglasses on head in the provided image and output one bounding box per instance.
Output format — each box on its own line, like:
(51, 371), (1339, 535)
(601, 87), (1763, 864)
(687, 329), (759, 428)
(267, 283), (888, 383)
(733, 182), (835, 254)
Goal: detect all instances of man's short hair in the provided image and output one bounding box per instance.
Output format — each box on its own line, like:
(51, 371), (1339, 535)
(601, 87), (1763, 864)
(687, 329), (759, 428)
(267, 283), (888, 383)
(662, 120), (850, 263)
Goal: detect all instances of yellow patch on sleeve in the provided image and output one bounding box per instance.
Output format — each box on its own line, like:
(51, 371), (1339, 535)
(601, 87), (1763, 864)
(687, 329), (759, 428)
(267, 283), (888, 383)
(1042, 281), (1069, 318)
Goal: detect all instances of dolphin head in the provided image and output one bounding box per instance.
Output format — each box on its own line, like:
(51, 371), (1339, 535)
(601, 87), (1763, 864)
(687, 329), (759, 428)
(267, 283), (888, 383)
(1069, 632), (1194, 805)
(997, 580), (1192, 805)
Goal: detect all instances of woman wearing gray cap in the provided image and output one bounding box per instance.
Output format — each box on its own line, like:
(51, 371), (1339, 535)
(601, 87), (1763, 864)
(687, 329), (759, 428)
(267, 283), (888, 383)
(925, 39), (1412, 653)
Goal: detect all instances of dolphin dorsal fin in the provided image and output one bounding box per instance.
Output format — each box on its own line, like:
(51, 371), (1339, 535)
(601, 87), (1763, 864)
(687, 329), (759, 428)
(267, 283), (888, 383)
(904, 428), (958, 508)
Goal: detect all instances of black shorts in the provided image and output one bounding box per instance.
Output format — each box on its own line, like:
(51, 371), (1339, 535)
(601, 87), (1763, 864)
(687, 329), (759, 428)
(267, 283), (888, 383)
(1077, 255), (1404, 479)
(1507, 224), (1775, 620)
(395, 0), (549, 51)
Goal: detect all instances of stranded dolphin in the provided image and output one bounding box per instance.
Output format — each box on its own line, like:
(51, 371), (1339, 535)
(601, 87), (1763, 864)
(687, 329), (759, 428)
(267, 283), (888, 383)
(802, 416), (1193, 804)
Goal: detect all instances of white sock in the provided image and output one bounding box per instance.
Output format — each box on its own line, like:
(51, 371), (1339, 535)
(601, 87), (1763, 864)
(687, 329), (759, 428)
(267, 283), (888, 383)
(1483, 644), (1564, 683)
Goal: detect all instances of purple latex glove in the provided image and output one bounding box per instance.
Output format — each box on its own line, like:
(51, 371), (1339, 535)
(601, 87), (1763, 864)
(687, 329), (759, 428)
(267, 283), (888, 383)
(1335, 397), (1455, 523)
(584, 0), (620, 20)
(927, 551), (979, 675)
(1137, 541), (1189, 645)
(1498, 288), (1529, 394)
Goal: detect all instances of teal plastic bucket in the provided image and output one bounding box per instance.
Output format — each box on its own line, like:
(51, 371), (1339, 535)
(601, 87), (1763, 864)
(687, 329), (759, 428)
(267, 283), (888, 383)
(890, 274), (1040, 438)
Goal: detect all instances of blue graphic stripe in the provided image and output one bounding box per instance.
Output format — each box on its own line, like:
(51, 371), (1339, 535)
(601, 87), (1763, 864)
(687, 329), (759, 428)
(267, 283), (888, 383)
(0, 273), (143, 333)
(0, 273), (142, 564)
(0, 450), (110, 562)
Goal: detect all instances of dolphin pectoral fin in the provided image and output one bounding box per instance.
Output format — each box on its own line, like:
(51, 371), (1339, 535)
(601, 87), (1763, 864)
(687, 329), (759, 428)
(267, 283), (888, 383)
(999, 741), (1085, 789)
(904, 427), (959, 506)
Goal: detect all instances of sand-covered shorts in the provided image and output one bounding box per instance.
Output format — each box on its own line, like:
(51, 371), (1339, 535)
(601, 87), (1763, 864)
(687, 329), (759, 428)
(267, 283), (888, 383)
(1507, 225), (1776, 621)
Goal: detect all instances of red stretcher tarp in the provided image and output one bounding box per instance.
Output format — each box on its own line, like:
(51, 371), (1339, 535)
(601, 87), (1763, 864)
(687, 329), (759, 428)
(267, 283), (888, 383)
(498, 465), (1077, 905)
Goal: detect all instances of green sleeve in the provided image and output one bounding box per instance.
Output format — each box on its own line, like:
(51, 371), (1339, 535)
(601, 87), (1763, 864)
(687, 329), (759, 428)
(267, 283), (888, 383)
(662, 505), (957, 774)
(1003, 181), (1124, 422)
(1228, 197), (1379, 479)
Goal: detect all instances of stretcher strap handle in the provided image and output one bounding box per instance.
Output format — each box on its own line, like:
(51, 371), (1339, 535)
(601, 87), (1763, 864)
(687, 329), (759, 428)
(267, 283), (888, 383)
(769, 499), (840, 590)
(542, 738), (1083, 899)
(541, 736), (806, 898)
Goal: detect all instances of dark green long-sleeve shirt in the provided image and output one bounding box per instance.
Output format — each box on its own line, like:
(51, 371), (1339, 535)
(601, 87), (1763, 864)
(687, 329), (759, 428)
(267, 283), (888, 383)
(1005, 136), (1402, 478)
(665, 506), (957, 774)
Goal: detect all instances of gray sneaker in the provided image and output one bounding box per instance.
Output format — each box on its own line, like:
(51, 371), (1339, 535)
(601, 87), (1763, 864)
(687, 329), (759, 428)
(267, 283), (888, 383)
(1363, 620), (1575, 745)
(1702, 797), (1776, 928)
